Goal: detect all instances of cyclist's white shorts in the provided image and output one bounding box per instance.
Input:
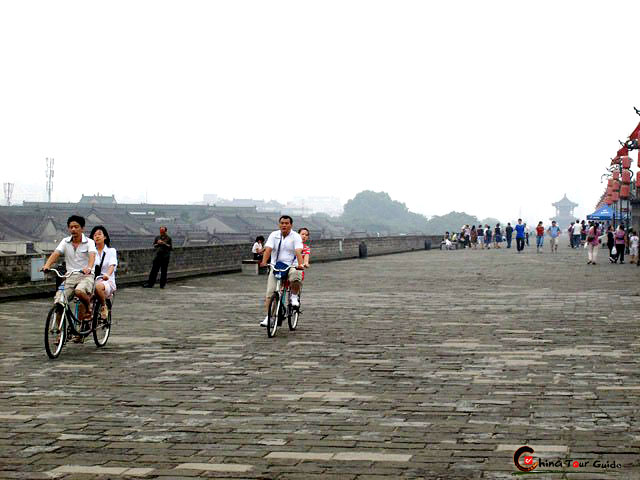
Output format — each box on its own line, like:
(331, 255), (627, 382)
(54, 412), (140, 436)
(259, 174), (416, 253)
(96, 278), (116, 298)
(265, 267), (303, 299)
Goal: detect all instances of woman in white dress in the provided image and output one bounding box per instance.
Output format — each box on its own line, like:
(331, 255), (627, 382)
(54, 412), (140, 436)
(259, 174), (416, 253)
(89, 225), (118, 319)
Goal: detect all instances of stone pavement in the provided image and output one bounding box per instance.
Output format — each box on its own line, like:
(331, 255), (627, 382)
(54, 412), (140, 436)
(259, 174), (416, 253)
(1, 240), (639, 479)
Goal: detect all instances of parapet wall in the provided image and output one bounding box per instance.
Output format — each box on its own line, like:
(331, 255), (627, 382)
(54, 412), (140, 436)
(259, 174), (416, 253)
(0, 235), (440, 301)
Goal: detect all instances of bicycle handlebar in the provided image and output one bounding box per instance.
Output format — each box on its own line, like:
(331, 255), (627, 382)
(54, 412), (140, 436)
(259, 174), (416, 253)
(271, 265), (305, 272)
(43, 268), (83, 279)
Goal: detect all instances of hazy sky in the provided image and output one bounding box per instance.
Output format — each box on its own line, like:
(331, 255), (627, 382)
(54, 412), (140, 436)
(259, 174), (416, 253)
(1, 1), (639, 223)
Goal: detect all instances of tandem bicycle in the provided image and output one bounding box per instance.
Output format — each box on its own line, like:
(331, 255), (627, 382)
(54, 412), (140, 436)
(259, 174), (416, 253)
(43, 268), (112, 359)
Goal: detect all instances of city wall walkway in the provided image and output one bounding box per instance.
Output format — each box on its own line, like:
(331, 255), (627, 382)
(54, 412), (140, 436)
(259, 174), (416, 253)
(1, 242), (639, 479)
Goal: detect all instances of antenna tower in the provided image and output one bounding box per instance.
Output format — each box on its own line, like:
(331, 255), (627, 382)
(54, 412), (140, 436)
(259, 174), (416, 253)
(45, 157), (54, 202)
(3, 183), (14, 206)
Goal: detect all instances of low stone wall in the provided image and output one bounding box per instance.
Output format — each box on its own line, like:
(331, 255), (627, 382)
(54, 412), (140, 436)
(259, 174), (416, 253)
(0, 254), (34, 287)
(0, 235), (441, 301)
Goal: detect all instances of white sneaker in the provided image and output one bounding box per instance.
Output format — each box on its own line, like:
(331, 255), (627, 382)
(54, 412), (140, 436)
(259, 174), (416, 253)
(259, 316), (268, 327)
(291, 295), (300, 307)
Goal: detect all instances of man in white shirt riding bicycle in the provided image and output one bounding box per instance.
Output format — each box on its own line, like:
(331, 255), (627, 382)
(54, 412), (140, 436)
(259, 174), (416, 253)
(41, 215), (97, 319)
(259, 215), (305, 327)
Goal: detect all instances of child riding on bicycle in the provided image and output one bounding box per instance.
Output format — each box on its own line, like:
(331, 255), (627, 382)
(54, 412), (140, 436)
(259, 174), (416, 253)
(298, 227), (311, 275)
(42, 215), (97, 319)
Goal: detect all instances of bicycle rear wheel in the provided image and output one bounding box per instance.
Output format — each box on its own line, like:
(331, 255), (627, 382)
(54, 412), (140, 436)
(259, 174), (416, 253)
(45, 306), (65, 359)
(267, 292), (279, 338)
(92, 301), (111, 347)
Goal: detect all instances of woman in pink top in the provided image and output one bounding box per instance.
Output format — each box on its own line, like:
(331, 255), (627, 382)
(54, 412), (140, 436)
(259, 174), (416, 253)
(586, 222), (601, 265)
(611, 224), (627, 264)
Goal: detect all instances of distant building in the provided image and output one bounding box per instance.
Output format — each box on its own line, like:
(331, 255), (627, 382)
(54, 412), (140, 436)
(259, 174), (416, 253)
(292, 196), (343, 217)
(551, 194), (578, 228)
(79, 194), (117, 205)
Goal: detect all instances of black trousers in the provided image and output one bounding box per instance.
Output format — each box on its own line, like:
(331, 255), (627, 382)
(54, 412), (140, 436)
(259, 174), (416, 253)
(613, 244), (625, 263)
(506, 235), (512, 248)
(147, 256), (170, 287)
(516, 238), (525, 251)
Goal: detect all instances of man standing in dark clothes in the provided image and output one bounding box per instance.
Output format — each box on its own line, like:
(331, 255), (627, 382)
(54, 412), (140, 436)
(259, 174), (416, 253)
(505, 222), (514, 248)
(143, 226), (173, 288)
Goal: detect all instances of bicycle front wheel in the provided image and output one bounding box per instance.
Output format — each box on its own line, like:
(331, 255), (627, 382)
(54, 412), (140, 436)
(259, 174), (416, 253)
(267, 292), (279, 338)
(45, 306), (65, 359)
(92, 302), (111, 347)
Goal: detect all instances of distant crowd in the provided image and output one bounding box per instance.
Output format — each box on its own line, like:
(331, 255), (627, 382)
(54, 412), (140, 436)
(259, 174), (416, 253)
(441, 219), (640, 265)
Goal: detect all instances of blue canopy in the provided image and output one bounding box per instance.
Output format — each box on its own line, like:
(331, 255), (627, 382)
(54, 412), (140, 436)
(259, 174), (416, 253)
(587, 205), (613, 220)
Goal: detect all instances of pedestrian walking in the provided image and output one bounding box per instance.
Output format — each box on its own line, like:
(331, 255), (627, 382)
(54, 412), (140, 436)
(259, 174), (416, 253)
(586, 222), (601, 265)
(629, 230), (639, 265)
(514, 219), (525, 253)
(606, 225), (615, 262)
(470, 225), (478, 249)
(611, 224), (626, 264)
(547, 220), (561, 253)
(568, 222), (575, 248)
(580, 220), (587, 245)
(535, 221), (544, 253)
(484, 225), (492, 249)
(143, 226), (173, 288)
(525, 224), (530, 246)
(505, 222), (513, 248)
(477, 225), (484, 250)
(494, 223), (502, 249)
(572, 220), (582, 248)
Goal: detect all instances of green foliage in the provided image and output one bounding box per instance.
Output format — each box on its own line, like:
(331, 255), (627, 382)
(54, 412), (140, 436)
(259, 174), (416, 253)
(424, 211), (481, 234)
(339, 190), (501, 235)
(341, 191), (429, 234)
(480, 217), (502, 227)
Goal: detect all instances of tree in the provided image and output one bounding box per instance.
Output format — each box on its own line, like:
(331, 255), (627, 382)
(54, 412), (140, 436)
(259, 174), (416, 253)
(480, 217), (502, 227)
(341, 191), (429, 234)
(424, 212), (481, 234)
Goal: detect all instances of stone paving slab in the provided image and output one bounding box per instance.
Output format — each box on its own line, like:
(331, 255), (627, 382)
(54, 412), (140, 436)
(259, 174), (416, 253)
(1, 243), (640, 478)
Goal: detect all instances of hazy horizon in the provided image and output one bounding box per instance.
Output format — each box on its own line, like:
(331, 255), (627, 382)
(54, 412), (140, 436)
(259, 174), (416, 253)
(1, 1), (638, 225)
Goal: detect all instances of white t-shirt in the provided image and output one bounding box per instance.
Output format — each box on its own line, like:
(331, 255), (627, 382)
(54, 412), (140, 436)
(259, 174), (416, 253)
(252, 242), (263, 254)
(631, 235), (639, 249)
(265, 230), (303, 267)
(95, 246), (118, 285)
(574, 224), (583, 235)
(54, 234), (98, 272)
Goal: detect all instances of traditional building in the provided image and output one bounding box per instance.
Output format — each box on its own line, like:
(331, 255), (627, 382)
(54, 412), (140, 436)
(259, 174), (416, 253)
(551, 194), (578, 228)
(79, 194), (117, 205)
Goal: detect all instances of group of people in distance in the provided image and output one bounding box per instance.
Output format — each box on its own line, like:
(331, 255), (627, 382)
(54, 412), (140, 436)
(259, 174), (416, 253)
(444, 219), (542, 253)
(443, 217), (640, 266)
